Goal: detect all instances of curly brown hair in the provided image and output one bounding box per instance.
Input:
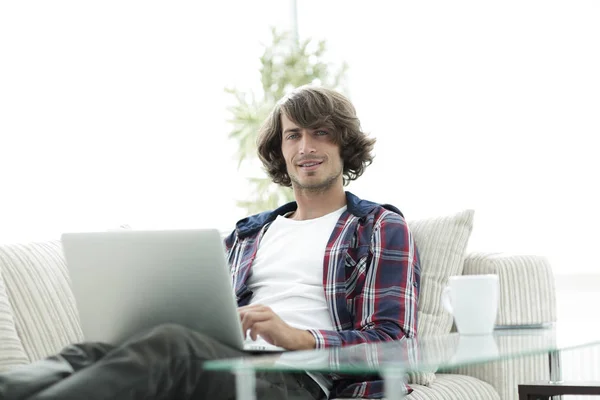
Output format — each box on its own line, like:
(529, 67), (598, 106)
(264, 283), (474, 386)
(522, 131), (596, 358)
(257, 86), (376, 187)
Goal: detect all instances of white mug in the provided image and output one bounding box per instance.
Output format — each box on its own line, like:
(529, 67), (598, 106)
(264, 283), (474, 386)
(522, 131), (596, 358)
(441, 274), (499, 335)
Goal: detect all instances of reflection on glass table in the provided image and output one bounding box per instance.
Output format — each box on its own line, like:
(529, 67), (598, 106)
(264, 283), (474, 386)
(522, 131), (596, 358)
(204, 323), (600, 400)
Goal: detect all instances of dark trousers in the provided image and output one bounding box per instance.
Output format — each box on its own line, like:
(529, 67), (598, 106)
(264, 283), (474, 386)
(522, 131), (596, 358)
(0, 324), (325, 400)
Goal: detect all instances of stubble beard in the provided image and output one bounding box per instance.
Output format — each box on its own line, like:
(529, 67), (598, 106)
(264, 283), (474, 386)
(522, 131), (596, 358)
(290, 166), (343, 194)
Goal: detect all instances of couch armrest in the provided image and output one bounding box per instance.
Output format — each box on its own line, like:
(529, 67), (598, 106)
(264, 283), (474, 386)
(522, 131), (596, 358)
(449, 355), (549, 400)
(462, 253), (557, 326)
(448, 253), (556, 400)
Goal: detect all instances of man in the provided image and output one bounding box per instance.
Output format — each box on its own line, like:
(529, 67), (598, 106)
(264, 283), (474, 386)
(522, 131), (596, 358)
(0, 86), (420, 399)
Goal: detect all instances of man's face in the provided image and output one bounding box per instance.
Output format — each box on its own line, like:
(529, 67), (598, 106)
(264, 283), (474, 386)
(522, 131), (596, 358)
(280, 112), (343, 192)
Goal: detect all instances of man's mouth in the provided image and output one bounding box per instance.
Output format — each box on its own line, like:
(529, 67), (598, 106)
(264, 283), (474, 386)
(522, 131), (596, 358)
(298, 161), (323, 171)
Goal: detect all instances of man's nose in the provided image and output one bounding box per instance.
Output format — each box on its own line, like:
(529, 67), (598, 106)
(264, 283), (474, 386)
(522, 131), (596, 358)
(299, 132), (316, 154)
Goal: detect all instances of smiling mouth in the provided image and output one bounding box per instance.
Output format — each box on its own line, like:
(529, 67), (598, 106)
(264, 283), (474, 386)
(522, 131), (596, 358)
(298, 161), (323, 171)
(300, 162), (322, 167)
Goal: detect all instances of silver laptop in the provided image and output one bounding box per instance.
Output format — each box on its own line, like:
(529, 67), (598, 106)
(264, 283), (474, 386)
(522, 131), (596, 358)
(61, 229), (284, 352)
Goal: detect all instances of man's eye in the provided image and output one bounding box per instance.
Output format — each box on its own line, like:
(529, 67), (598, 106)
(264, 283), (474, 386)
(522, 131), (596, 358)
(287, 133), (299, 140)
(315, 130), (328, 136)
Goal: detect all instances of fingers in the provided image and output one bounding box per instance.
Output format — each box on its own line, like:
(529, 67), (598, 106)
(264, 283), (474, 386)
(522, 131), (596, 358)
(238, 305), (284, 344)
(238, 305), (272, 329)
(241, 310), (273, 335)
(248, 322), (277, 346)
(238, 304), (271, 313)
(248, 321), (267, 341)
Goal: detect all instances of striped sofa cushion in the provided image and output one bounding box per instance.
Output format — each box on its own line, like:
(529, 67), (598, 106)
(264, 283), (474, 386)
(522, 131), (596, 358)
(0, 269), (29, 371)
(0, 240), (83, 362)
(337, 373), (499, 400)
(408, 373), (500, 400)
(406, 209), (475, 386)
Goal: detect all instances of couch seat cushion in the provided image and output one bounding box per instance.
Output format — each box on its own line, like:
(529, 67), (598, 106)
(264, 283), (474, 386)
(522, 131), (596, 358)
(407, 373), (500, 400)
(335, 373), (499, 400)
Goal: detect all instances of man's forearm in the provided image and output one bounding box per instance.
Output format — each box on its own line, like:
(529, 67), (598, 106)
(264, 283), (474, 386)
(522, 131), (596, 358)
(308, 324), (406, 349)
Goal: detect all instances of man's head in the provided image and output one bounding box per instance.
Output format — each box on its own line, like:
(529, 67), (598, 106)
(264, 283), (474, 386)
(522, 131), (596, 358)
(257, 86), (376, 192)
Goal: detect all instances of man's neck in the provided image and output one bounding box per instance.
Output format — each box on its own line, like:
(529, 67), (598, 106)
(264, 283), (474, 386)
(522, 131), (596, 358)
(290, 186), (347, 221)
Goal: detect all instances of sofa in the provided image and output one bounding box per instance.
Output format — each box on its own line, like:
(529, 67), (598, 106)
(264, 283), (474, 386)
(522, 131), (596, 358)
(0, 209), (557, 399)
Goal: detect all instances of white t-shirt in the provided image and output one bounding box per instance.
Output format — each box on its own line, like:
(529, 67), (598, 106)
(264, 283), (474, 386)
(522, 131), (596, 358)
(247, 205), (347, 397)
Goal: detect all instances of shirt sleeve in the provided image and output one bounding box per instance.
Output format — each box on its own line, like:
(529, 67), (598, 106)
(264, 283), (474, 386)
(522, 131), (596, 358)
(307, 211), (420, 349)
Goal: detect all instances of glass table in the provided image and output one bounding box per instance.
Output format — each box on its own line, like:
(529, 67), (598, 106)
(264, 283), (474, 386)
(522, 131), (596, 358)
(204, 323), (600, 400)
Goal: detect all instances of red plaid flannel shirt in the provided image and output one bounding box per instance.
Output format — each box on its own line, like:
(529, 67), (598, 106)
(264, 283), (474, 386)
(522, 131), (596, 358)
(224, 192), (420, 398)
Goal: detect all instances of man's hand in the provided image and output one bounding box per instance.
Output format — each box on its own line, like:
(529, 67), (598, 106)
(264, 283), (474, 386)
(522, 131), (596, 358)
(238, 304), (316, 351)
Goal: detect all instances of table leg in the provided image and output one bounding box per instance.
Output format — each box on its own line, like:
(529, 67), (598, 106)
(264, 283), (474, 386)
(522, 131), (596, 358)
(382, 367), (407, 400)
(548, 350), (562, 383)
(548, 350), (563, 400)
(234, 367), (257, 400)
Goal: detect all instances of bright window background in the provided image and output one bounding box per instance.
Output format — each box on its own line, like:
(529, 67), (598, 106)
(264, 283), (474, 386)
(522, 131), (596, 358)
(1, 1), (598, 275)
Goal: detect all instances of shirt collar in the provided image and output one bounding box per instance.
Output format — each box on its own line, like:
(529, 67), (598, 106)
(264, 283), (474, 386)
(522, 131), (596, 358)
(235, 191), (403, 239)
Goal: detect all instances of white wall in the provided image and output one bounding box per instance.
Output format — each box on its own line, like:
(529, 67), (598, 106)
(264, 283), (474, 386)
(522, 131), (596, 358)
(1, 1), (598, 274)
(299, 1), (600, 273)
(0, 1), (286, 241)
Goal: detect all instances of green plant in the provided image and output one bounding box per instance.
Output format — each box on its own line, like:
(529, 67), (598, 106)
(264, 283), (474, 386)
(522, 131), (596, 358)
(226, 27), (348, 215)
